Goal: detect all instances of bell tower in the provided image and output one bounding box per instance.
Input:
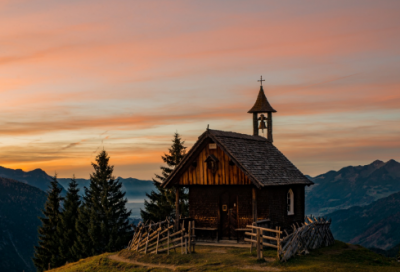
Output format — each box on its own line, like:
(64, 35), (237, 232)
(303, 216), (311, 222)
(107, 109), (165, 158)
(248, 76), (277, 141)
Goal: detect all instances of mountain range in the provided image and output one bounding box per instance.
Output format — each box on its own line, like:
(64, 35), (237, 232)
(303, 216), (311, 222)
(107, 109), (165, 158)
(0, 166), (65, 194)
(325, 190), (400, 251)
(1, 159), (399, 272)
(306, 159), (400, 216)
(0, 166), (155, 218)
(0, 177), (47, 272)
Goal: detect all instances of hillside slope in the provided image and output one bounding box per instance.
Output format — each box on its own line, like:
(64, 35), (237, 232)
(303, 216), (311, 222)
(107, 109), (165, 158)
(0, 177), (47, 272)
(50, 242), (400, 272)
(326, 191), (400, 250)
(306, 159), (400, 215)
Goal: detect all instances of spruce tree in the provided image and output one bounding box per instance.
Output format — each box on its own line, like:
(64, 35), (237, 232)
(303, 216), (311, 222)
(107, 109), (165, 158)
(57, 176), (80, 264)
(74, 150), (132, 256)
(141, 132), (188, 222)
(33, 175), (63, 271)
(71, 202), (92, 259)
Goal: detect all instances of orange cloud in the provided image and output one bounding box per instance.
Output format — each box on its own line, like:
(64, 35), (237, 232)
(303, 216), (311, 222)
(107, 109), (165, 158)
(1, 1), (400, 178)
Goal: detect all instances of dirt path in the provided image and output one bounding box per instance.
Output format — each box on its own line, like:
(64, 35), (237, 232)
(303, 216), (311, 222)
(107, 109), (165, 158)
(109, 254), (282, 271)
(108, 254), (183, 271)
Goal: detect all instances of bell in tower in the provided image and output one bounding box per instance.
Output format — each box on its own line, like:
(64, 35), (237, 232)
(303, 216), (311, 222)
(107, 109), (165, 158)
(248, 76), (277, 141)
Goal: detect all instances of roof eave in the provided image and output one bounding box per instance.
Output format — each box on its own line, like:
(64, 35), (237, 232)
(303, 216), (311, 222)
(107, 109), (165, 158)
(161, 131), (208, 188)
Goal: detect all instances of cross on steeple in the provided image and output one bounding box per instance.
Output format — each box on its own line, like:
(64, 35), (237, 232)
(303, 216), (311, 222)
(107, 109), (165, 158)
(258, 75), (265, 86)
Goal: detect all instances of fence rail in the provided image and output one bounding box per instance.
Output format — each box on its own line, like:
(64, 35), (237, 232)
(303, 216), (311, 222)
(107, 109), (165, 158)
(244, 224), (282, 259)
(127, 217), (196, 255)
(245, 217), (334, 262)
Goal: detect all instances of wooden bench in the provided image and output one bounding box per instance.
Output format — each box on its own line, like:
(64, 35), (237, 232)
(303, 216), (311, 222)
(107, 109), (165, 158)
(194, 227), (219, 242)
(235, 228), (251, 243)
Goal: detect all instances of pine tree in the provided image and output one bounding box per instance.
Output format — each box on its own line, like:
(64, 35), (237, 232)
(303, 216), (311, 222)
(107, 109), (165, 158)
(57, 176), (81, 264)
(74, 150), (132, 256)
(141, 132), (188, 222)
(71, 202), (92, 259)
(33, 175), (63, 271)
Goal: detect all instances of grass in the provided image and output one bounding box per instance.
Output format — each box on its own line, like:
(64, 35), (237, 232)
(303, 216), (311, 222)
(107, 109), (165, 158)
(52, 241), (400, 272)
(50, 253), (167, 272)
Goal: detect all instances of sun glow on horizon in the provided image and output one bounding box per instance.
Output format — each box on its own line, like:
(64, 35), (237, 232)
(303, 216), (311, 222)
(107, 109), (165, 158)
(1, 0), (400, 179)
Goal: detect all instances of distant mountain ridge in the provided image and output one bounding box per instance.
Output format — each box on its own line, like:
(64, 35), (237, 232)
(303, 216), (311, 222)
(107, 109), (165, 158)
(325, 191), (400, 251)
(57, 177), (154, 200)
(0, 166), (155, 218)
(0, 177), (47, 272)
(306, 159), (400, 215)
(0, 166), (55, 192)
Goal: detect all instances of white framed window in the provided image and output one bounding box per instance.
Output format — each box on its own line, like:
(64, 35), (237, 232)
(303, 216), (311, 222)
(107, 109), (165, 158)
(287, 189), (294, 215)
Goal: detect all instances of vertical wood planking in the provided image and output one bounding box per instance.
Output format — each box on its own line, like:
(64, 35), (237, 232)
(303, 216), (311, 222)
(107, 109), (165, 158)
(175, 143), (255, 186)
(210, 147), (216, 185)
(228, 154), (233, 185)
(197, 156), (202, 185)
(203, 148), (207, 185)
(224, 152), (229, 185)
(191, 165), (195, 184)
(219, 147), (224, 185)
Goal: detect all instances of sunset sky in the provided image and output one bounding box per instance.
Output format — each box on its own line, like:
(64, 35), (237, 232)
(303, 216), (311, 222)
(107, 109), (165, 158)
(1, 0), (400, 179)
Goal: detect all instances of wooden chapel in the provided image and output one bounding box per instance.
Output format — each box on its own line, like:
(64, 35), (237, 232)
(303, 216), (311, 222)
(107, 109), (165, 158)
(162, 79), (313, 241)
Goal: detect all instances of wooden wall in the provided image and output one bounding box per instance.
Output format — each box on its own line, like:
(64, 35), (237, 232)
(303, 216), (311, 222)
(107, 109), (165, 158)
(178, 143), (252, 186)
(189, 185), (306, 237)
(259, 185), (305, 230)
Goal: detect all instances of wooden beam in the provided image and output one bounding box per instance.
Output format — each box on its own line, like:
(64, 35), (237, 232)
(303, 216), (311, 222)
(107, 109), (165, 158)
(253, 113), (258, 136)
(175, 187), (180, 231)
(268, 112), (273, 142)
(252, 187), (257, 223)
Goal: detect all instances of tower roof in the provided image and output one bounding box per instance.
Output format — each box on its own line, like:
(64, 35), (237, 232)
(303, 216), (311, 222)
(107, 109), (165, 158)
(248, 86), (277, 113)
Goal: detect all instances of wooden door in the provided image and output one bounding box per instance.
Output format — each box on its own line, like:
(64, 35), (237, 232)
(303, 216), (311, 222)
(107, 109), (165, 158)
(229, 207), (237, 239)
(220, 191), (230, 239)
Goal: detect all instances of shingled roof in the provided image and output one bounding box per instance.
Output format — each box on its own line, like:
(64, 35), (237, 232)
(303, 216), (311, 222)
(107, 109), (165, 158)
(162, 129), (313, 188)
(248, 86), (277, 113)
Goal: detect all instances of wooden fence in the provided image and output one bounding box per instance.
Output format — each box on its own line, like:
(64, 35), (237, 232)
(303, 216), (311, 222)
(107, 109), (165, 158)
(279, 216), (334, 261)
(128, 218), (196, 254)
(245, 217), (334, 262)
(244, 224), (282, 259)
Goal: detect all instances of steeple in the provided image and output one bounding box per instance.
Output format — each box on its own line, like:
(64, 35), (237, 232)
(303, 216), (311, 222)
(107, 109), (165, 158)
(248, 77), (277, 141)
(248, 85), (277, 113)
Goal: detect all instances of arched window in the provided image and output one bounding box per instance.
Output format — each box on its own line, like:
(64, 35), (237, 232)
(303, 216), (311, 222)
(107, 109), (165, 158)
(287, 189), (294, 215)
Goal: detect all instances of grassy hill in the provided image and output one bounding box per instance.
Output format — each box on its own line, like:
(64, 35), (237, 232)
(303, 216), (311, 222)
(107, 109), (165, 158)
(50, 241), (399, 272)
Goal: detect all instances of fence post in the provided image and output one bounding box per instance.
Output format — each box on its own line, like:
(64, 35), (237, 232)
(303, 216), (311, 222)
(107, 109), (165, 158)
(256, 228), (261, 259)
(192, 220), (196, 253)
(136, 233), (142, 251)
(144, 232), (150, 254)
(260, 228), (263, 259)
(277, 226), (281, 259)
(188, 221), (192, 254)
(167, 228), (170, 255)
(155, 231), (160, 254)
(250, 222), (256, 253)
(181, 222), (184, 254)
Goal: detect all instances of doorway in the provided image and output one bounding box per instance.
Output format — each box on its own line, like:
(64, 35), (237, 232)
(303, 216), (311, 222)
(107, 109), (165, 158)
(219, 190), (238, 240)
